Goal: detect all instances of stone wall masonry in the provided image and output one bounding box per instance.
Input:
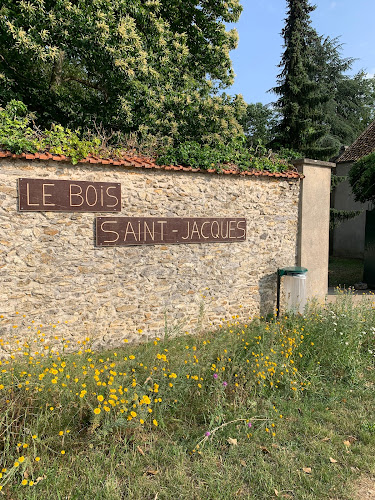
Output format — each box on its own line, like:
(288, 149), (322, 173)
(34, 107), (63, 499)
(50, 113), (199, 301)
(0, 159), (300, 352)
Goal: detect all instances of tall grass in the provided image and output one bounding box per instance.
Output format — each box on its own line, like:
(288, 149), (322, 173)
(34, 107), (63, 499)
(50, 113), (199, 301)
(0, 292), (374, 498)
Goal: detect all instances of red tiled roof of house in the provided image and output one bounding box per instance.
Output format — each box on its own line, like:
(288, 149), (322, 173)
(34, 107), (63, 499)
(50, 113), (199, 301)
(0, 150), (301, 179)
(337, 120), (375, 163)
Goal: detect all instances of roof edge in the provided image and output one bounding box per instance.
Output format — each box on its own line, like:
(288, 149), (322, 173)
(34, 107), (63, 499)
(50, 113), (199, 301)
(337, 120), (375, 163)
(0, 150), (302, 180)
(292, 158), (336, 168)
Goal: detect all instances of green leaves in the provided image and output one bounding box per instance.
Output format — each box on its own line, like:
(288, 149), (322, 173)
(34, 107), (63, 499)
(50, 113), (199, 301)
(241, 103), (279, 146)
(41, 125), (96, 165)
(0, 100), (286, 173)
(156, 138), (291, 173)
(349, 152), (375, 204)
(0, 100), (38, 154)
(0, 101), (98, 163)
(0, 0), (243, 146)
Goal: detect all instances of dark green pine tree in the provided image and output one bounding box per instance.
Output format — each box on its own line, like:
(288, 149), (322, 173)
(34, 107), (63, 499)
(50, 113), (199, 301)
(272, 0), (334, 159)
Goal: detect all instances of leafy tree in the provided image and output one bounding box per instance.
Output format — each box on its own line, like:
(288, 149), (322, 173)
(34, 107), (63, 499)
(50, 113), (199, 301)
(240, 102), (279, 146)
(311, 37), (375, 155)
(157, 0), (242, 88)
(326, 70), (375, 150)
(0, 0), (245, 145)
(349, 152), (375, 204)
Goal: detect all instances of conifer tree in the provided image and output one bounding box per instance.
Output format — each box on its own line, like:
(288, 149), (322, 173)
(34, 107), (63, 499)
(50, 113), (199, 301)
(272, 1), (375, 159)
(272, 0), (332, 158)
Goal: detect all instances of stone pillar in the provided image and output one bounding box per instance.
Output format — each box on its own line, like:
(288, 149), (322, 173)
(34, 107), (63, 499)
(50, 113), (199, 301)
(292, 158), (335, 301)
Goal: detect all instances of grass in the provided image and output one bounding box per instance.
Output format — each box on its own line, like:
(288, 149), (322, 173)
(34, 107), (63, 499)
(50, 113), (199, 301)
(328, 257), (364, 288)
(0, 294), (374, 499)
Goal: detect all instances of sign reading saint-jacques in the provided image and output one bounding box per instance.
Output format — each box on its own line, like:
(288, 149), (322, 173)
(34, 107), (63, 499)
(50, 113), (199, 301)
(18, 178), (121, 212)
(96, 217), (246, 246)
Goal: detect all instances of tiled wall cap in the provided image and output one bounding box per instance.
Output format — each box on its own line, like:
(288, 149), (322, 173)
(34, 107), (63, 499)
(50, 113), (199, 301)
(0, 149), (302, 179)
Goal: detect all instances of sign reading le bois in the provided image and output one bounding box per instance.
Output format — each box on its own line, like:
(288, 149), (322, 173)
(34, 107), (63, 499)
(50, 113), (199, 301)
(96, 217), (246, 246)
(18, 178), (121, 212)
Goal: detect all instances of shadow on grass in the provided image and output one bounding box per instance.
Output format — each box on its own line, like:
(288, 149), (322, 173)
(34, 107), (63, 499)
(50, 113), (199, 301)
(328, 257), (364, 288)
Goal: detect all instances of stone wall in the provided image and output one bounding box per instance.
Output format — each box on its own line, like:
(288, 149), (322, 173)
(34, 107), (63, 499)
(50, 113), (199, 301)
(0, 158), (300, 350)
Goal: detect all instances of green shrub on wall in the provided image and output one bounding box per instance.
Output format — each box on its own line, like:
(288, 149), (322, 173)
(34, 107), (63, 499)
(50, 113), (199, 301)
(0, 100), (296, 172)
(0, 100), (39, 154)
(156, 139), (294, 172)
(0, 100), (101, 164)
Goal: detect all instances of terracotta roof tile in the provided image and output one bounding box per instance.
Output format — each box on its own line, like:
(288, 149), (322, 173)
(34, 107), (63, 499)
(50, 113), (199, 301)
(0, 149), (301, 179)
(337, 120), (375, 163)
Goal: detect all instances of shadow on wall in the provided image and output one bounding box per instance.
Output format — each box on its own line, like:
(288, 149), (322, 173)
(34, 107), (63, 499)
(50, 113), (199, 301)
(258, 272), (278, 318)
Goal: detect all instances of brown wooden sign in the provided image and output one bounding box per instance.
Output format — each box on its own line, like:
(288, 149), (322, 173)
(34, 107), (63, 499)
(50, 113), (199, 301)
(18, 178), (121, 212)
(96, 217), (246, 246)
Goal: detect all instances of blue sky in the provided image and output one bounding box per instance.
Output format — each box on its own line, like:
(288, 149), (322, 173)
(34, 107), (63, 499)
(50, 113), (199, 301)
(227, 0), (375, 105)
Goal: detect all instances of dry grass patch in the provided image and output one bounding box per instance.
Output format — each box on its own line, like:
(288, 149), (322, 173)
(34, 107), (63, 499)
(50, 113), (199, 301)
(352, 476), (375, 500)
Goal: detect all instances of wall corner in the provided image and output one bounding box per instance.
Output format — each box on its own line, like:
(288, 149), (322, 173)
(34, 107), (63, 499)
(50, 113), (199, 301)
(292, 158), (336, 301)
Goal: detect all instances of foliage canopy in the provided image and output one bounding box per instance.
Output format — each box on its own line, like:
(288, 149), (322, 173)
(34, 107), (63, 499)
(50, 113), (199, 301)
(312, 37), (375, 156)
(0, 0), (245, 145)
(349, 152), (375, 204)
(240, 102), (279, 146)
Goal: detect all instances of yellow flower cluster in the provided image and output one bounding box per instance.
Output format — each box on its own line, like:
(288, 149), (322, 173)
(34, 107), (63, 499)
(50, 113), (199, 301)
(246, 322), (310, 392)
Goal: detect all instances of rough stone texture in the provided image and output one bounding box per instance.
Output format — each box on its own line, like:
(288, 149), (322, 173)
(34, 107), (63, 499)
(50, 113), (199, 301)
(0, 159), (300, 350)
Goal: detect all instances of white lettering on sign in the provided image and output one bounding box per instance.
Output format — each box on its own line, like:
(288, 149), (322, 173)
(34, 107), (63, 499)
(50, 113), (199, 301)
(19, 178), (121, 212)
(96, 217), (247, 246)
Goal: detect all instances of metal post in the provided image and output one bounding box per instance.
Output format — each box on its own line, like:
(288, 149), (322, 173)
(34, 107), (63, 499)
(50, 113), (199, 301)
(276, 270), (281, 318)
